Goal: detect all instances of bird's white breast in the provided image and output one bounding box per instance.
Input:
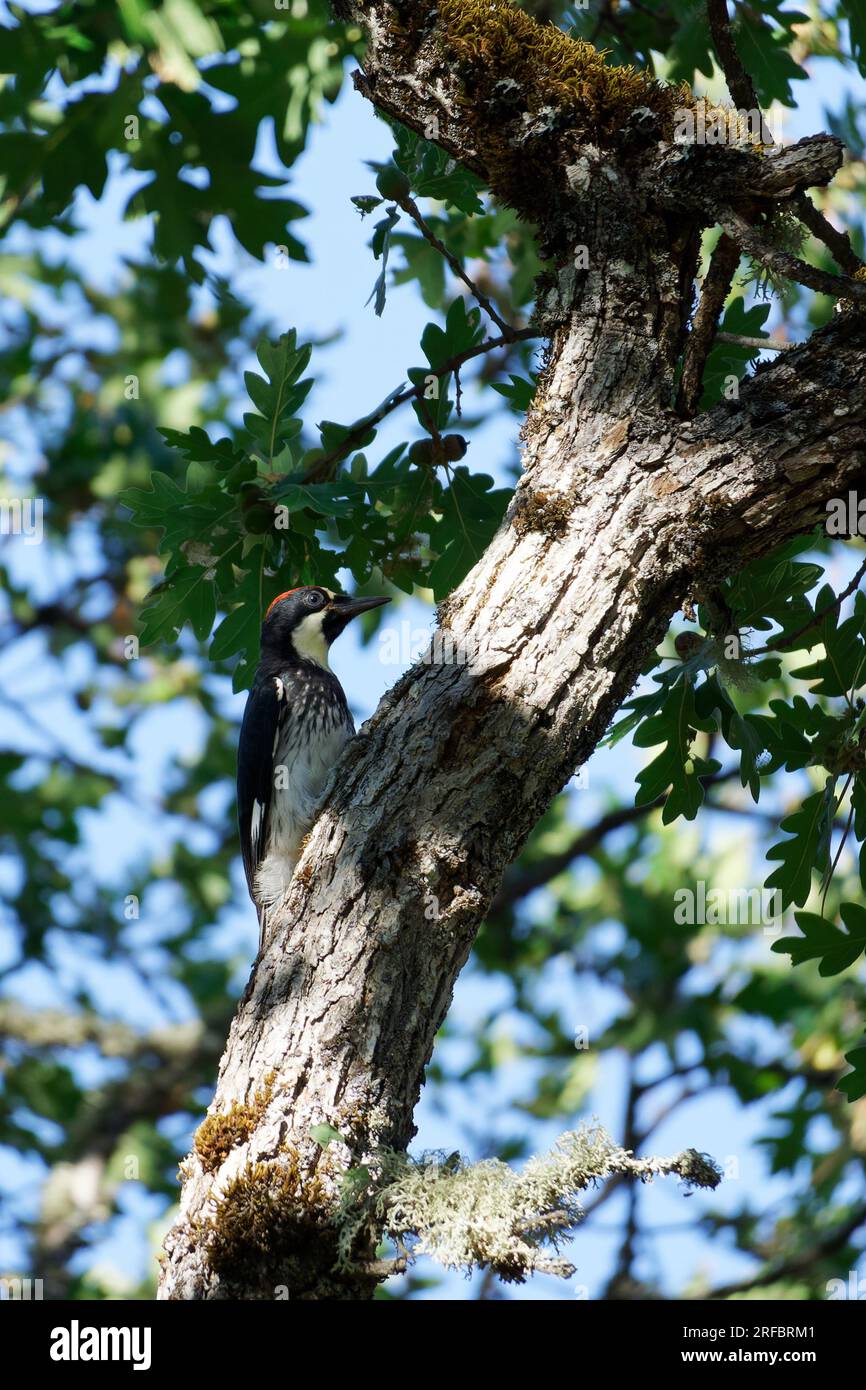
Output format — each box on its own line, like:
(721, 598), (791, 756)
(254, 672), (353, 906)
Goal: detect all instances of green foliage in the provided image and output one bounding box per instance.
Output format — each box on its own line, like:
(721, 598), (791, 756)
(366, 205), (401, 317)
(773, 906), (866, 976)
(388, 121), (486, 217)
(632, 680), (720, 822)
(766, 789), (833, 908)
(841, 0), (866, 75)
(119, 295), (520, 674)
(612, 542), (866, 1103)
(733, 8), (808, 106)
(243, 335), (313, 468)
(568, 0), (815, 105)
(698, 296), (770, 409)
(429, 466), (511, 599)
(491, 373), (538, 414)
(838, 1048), (866, 1101)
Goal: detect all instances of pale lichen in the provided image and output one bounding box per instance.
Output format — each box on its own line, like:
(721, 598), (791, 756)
(336, 1122), (721, 1283)
(838, 263), (866, 313)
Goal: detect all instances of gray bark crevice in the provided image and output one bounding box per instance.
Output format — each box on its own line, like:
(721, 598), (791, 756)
(158, 4), (866, 1300)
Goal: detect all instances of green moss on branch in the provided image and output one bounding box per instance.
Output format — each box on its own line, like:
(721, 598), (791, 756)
(194, 1071), (277, 1174)
(204, 1149), (337, 1298)
(438, 0), (691, 143)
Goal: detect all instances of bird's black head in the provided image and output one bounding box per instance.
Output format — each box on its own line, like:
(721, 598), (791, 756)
(260, 586), (390, 668)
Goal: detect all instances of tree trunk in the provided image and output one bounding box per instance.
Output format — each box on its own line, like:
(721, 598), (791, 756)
(159, 2), (866, 1299)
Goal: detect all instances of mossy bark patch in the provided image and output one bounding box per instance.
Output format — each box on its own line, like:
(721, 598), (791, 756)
(204, 1152), (337, 1298)
(439, 0), (691, 142)
(193, 1071), (277, 1174)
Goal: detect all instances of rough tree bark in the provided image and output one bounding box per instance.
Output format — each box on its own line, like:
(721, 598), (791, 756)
(159, 2), (866, 1299)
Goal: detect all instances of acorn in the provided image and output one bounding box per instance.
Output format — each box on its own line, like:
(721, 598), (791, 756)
(409, 439), (435, 465)
(243, 503), (274, 534)
(376, 166), (411, 202)
(674, 631), (704, 661)
(239, 483), (265, 512)
(441, 434), (467, 460)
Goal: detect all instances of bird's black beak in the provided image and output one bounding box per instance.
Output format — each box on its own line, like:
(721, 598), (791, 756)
(332, 595), (391, 620)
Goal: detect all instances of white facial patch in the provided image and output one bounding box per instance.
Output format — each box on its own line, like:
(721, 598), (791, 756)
(291, 608), (331, 668)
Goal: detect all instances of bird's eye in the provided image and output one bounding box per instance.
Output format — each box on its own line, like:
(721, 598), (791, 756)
(303, 589), (325, 608)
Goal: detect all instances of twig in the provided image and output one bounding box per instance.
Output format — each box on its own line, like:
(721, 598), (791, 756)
(706, 0), (773, 139)
(0, 1000), (215, 1060)
(822, 774), (855, 915)
(415, 394), (443, 445)
(490, 768), (743, 912)
(399, 194), (518, 339)
(605, 1073), (641, 1294)
(0, 691), (122, 787)
(10, 597), (129, 667)
(707, 0), (863, 276)
(716, 205), (866, 306)
(715, 331), (791, 351)
(301, 327), (536, 483)
(795, 194), (862, 278)
(748, 553), (866, 657)
(677, 233), (741, 417)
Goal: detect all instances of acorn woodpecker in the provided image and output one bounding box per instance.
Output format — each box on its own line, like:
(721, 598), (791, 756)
(237, 586), (390, 949)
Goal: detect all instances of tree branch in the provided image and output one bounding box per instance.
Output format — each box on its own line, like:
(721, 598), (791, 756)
(794, 194), (862, 279)
(677, 233), (741, 417)
(490, 769), (743, 913)
(707, 0), (862, 275)
(397, 192), (518, 338)
(716, 331), (790, 351)
(0, 999), (221, 1063)
(706, 0), (763, 116)
(716, 205), (866, 306)
(301, 327), (536, 482)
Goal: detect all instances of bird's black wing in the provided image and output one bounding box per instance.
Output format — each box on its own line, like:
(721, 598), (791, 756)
(237, 675), (282, 904)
